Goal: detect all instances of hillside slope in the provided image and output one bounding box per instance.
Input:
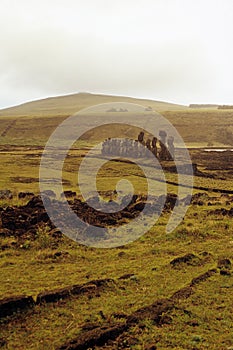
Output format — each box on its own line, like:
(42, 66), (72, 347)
(0, 93), (232, 147)
(0, 92), (186, 117)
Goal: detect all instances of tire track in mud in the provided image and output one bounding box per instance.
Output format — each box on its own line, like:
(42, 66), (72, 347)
(0, 263), (225, 350)
(0, 278), (114, 319)
(56, 268), (218, 350)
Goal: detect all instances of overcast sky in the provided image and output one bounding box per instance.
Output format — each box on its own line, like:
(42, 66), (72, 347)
(0, 0), (233, 109)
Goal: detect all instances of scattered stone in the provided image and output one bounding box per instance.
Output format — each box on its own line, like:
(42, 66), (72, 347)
(220, 269), (231, 276)
(145, 344), (157, 350)
(164, 193), (178, 210)
(25, 195), (45, 209)
(170, 253), (200, 268)
(187, 319), (199, 327)
(0, 189), (13, 200)
(118, 273), (135, 280)
(0, 192), (196, 244)
(18, 191), (34, 199)
(61, 190), (76, 198)
(111, 312), (127, 319)
(118, 252), (126, 258)
(209, 208), (233, 216)
(199, 251), (212, 257)
(53, 251), (69, 259)
(217, 258), (232, 270)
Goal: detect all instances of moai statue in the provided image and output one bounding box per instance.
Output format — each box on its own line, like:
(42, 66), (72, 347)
(140, 141), (148, 158)
(119, 140), (124, 157)
(102, 139), (107, 155)
(121, 139), (127, 157)
(167, 136), (175, 160)
(138, 131), (144, 144)
(159, 130), (168, 160)
(108, 138), (112, 155)
(128, 139), (134, 157)
(133, 140), (139, 158)
(151, 137), (158, 158)
(124, 139), (129, 156)
(109, 139), (113, 155)
(104, 138), (111, 155)
(146, 138), (151, 150)
(146, 139), (152, 157)
(113, 139), (118, 155)
(115, 139), (121, 156)
(137, 141), (143, 158)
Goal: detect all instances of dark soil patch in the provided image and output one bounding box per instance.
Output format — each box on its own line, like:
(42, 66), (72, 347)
(36, 287), (73, 304)
(36, 278), (114, 305)
(58, 324), (127, 350)
(171, 286), (194, 300)
(1, 267), (220, 348)
(10, 177), (39, 184)
(190, 269), (217, 286)
(126, 299), (174, 325)
(0, 193), (177, 241)
(0, 278), (115, 321)
(118, 273), (135, 280)
(57, 299), (174, 350)
(217, 258), (232, 270)
(0, 295), (35, 318)
(170, 253), (201, 268)
(220, 269), (231, 276)
(208, 207), (233, 216)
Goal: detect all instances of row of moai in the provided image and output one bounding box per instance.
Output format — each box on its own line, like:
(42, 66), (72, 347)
(102, 130), (175, 160)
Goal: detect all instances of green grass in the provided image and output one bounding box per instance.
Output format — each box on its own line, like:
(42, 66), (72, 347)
(0, 92), (187, 118)
(0, 108), (233, 348)
(1, 203), (233, 349)
(0, 92), (232, 148)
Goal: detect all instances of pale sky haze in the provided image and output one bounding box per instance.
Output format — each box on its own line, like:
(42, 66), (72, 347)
(0, 0), (233, 108)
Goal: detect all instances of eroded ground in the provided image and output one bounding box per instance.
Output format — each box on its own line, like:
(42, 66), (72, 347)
(0, 146), (233, 349)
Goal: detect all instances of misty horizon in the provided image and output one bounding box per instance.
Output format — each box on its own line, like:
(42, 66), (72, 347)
(0, 90), (232, 111)
(1, 0), (233, 109)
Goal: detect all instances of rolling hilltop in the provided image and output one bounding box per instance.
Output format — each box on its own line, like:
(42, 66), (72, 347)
(1, 95), (233, 350)
(0, 92), (186, 117)
(0, 92), (232, 147)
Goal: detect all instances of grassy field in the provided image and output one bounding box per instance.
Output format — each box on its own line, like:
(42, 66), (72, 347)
(1, 109), (233, 147)
(0, 191), (233, 349)
(0, 92), (233, 147)
(0, 94), (233, 349)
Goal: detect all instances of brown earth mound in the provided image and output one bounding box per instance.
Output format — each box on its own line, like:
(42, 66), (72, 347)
(0, 193), (178, 240)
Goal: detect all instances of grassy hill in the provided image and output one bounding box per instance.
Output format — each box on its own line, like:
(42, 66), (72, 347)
(0, 93), (233, 349)
(0, 92), (187, 117)
(0, 92), (232, 147)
